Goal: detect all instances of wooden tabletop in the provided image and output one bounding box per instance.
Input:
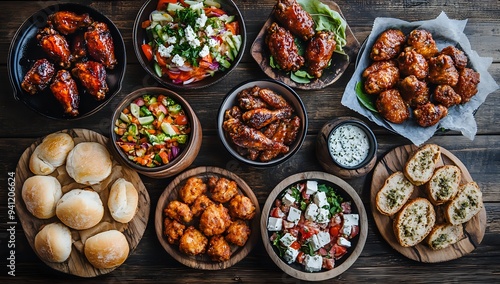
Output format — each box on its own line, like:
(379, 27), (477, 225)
(1, 0), (499, 282)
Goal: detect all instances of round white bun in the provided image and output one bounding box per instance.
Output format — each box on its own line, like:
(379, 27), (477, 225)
(108, 178), (139, 223)
(22, 175), (62, 219)
(34, 223), (72, 263)
(56, 189), (104, 230)
(29, 132), (74, 175)
(84, 230), (129, 269)
(66, 142), (112, 185)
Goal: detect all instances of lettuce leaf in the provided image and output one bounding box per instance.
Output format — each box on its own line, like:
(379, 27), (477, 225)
(355, 82), (378, 113)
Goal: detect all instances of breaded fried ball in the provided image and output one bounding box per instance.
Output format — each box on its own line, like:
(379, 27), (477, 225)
(208, 176), (238, 203)
(199, 204), (232, 237)
(207, 235), (231, 262)
(190, 195), (215, 217)
(179, 226), (208, 256)
(179, 177), (207, 205)
(228, 195), (256, 220)
(225, 219), (251, 247)
(163, 217), (185, 244)
(164, 200), (193, 224)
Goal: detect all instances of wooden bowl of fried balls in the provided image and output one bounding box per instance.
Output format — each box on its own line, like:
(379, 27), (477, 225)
(362, 28), (480, 127)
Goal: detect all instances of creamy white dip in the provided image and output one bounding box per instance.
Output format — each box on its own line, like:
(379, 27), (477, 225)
(328, 124), (370, 168)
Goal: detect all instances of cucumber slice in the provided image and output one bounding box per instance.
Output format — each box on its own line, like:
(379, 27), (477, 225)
(138, 116), (154, 125)
(130, 103), (141, 118)
(154, 62), (163, 77)
(120, 112), (130, 123)
(161, 122), (177, 136)
(167, 3), (185, 14)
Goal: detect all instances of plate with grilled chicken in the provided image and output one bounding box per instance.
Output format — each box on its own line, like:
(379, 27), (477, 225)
(8, 3), (126, 120)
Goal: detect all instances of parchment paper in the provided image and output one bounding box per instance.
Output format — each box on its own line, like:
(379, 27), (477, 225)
(341, 12), (499, 145)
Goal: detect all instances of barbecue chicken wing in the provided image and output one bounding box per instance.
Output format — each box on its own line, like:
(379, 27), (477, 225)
(370, 29), (406, 61)
(274, 0), (315, 41)
(397, 49), (429, 80)
(399, 75), (429, 108)
(433, 85), (462, 108)
(404, 29), (439, 59)
(305, 31), (337, 78)
(21, 58), (55, 95)
(440, 45), (468, 70)
(70, 32), (87, 61)
(37, 27), (72, 68)
(257, 87), (292, 109)
(363, 60), (400, 95)
(376, 89), (409, 124)
(453, 67), (480, 103)
(71, 61), (108, 100)
(242, 108), (292, 129)
(413, 102), (448, 127)
(48, 11), (92, 35)
(260, 116), (300, 161)
(50, 70), (79, 117)
(428, 54), (459, 86)
(266, 22), (305, 72)
(85, 22), (117, 69)
(238, 86), (269, 110)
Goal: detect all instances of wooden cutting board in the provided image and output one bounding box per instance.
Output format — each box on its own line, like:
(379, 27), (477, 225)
(370, 144), (486, 263)
(15, 128), (150, 277)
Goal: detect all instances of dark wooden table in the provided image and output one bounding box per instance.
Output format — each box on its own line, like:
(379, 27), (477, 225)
(1, 0), (499, 282)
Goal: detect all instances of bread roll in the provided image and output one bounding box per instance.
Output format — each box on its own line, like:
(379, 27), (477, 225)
(445, 182), (483, 225)
(425, 165), (461, 205)
(393, 197), (436, 247)
(84, 230), (129, 269)
(426, 223), (463, 250)
(34, 223), (72, 263)
(29, 132), (74, 175)
(376, 171), (415, 216)
(404, 144), (441, 186)
(22, 175), (62, 219)
(66, 142), (112, 185)
(108, 178), (139, 223)
(56, 189), (104, 230)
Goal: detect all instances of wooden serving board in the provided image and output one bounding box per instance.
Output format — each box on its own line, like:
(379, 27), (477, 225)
(154, 166), (261, 270)
(370, 145), (486, 263)
(15, 129), (150, 277)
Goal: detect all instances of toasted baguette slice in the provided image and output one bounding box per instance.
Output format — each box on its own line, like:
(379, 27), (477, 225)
(404, 144), (441, 186)
(376, 171), (415, 216)
(425, 165), (462, 205)
(445, 182), (483, 225)
(426, 223), (464, 250)
(393, 197), (436, 247)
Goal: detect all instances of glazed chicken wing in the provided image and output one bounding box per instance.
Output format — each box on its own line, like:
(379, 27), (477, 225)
(257, 87), (292, 110)
(199, 204), (232, 237)
(179, 226), (208, 256)
(208, 176), (238, 204)
(376, 89), (410, 124)
(433, 85), (462, 107)
(260, 116), (300, 162)
(85, 22), (117, 69)
(413, 102), (448, 127)
(50, 70), (79, 117)
(305, 31), (337, 78)
(178, 177), (207, 205)
(273, 0), (315, 41)
(70, 32), (87, 61)
(266, 22), (305, 72)
(363, 61), (400, 95)
(399, 75), (429, 108)
(207, 235), (231, 262)
(21, 58), (55, 95)
(428, 54), (459, 86)
(370, 29), (406, 61)
(37, 27), (72, 68)
(440, 45), (468, 70)
(453, 67), (480, 103)
(71, 61), (109, 100)
(404, 29), (439, 59)
(242, 107), (292, 129)
(48, 11), (92, 35)
(238, 86), (269, 110)
(228, 195), (256, 220)
(225, 219), (251, 247)
(397, 49), (429, 80)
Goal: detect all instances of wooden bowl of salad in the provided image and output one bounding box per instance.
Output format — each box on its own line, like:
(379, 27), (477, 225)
(110, 87), (202, 178)
(260, 171), (368, 281)
(132, 0), (246, 89)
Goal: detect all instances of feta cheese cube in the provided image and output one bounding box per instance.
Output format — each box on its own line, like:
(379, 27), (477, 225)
(280, 233), (296, 247)
(287, 206), (301, 223)
(199, 45), (210, 58)
(267, 217), (282, 231)
(205, 25), (215, 37)
(158, 44), (174, 58)
(184, 26), (196, 42)
(282, 192), (296, 206)
(283, 247), (299, 264)
(309, 234), (322, 251)
(313, 191), (329, 208)
(190, 2), (204, 11)
(317, 231), (331, 247)
(342, 224), (352, 236)
(316, 208), (329, 224)
(189, 38), (201, 48)
(306, 180), (318, 195)
(304, 203), (318, 221)
(343, 214), (359, 227)
(304, 255), (323, 272)
(166, 36), (177, 44)
(337, 237), (351, 248)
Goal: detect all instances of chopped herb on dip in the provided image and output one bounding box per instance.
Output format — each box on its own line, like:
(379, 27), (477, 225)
(328, 124), (370, 168)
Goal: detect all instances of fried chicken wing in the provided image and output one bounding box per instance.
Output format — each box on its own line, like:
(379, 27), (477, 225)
(413, 102), (448, 127)
(179, 226), (208, 256)
(453, 67), (480, 103)
(208, 176), (238, 204)
(70, 32), (87, 61)
(304, 31), (337, 78)
(163, 217), (185, 244)
(207, 235), (232, 262)
(404, 29), (439, 59)
(266, 22), (305, 72)
(440, 45), (468, 70)
(260, 116), (300, 162)
(433, 85), (462, 107)
(50, 70), (79, 117)
(179, 177), (207, 205)
(363, 61), (400, 95)
(225, 219), (251, 247)
(238, 86), (269, 110)
(190, 195), (214, 217)
(257, 87), (292, 110)
(48, 11), (92, 35)
(397, 49), (429, 80)
(228, 195), (256, 220)
(399, 75), (429, 108)
(274, 0), (315, 41)
(242, 107), (292, 129)
(71, 61), (109, 100)
(370, 29), (406, 61)
(227, 122), (289, 155)
(21, 58), (55, 95)
(375, 89), (410, 124)
(428, 54), (459, 86)
(85, 22), (117, 69)
(164, 200), (193, 224)
(199, 204), (232, 237)
(37, 27), (72, 68)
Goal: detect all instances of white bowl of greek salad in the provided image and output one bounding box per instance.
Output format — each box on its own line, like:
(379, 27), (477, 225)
(133, 0), (245, 89)
(260, 171), (367, 281)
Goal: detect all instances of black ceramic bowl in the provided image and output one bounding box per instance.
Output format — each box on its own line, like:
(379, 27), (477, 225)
(7, 3), (126, 120)
(132, 0), (246, 90)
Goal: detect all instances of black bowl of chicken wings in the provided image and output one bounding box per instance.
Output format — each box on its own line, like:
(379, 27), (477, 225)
(8, 3), (126, 120)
